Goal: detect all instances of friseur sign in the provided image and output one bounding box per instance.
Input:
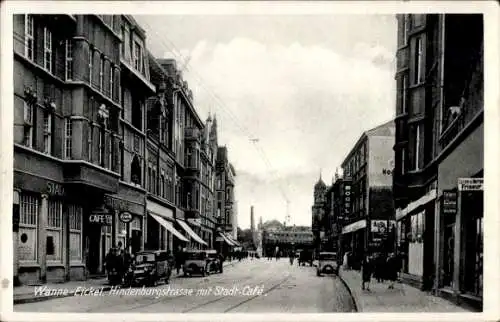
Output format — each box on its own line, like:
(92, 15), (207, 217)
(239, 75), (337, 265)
(442, 190), (457, 215)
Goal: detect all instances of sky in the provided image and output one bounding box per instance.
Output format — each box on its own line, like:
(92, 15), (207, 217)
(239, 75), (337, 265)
(135, 14), (397, 229)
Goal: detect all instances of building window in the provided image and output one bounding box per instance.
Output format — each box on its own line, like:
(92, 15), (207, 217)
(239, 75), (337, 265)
(109, 135), (114, 170)
(160, 171), (165, 198)
(23, 101), (33, 148)
(43, 28), (52, 73)
(401, 147), (406, 175)
(43, 111), (52, 154)
(88, 123), (93, 162)
(64, 118), (72, 159)
(19, 194), (38, 262)
(89, 48), (93, 85)
(403, 15), (408, 46)
(47, 199), (63, 262)
(148, 165), (152, 192)
(402, 74), (408, 114)
(110, 67), (114, 100)
(133, 41), (143, 72)
(99, 126), (105, 167)
(152, 167), (157, 195)
(65, 40), (73, 80)
(412, 124), (421, 170)
(68, 204), (83, 262)
(24, 14), (34, 61)
(99, 56), (104, 91)
(131, 155), (141, 185)
(413, 35), (424, 85)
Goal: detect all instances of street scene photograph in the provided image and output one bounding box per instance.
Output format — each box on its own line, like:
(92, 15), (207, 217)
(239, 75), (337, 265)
(2, 1), (495, 318)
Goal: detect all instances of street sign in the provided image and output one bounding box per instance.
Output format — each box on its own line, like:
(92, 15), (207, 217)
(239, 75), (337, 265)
(119, 211), (133, 223)
(458, 178), (483, 191)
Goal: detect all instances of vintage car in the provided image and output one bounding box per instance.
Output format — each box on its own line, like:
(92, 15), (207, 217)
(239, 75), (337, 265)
(298, 249), (314, 266)
(206, 250), (223, 274)
(124, 250), (171, 286)
(316, 252), (339, 276)
(183, 250), (211, 277)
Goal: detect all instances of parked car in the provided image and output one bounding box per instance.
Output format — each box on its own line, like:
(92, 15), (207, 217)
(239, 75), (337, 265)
(124, 250), (170, 287)
(206, 250), (223, 274)
(298, 249), (314, 266)
(183, 250), (210, 277)
(316, 252), (339, 276)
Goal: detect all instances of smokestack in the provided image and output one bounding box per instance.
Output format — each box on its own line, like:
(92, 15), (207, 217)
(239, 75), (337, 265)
(250, 206), (255, 232)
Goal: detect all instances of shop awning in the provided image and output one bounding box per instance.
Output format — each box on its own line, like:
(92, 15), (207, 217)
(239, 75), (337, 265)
(226, 233), (240, 246)
(177, 219), (208, 246)
(218, 232), (235, 246)
(149, 213), (189, 242)
(342, 219), (367, 235)
(396, 189), (437, 221)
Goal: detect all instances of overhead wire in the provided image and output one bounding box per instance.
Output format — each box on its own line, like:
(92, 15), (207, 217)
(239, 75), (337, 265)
(140, 19), (294, 223)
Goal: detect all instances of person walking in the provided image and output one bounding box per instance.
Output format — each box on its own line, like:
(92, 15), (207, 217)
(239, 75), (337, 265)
(361, 255), (373, 291)
(175, 246), (184, 275)
(386, 253), (399, 289)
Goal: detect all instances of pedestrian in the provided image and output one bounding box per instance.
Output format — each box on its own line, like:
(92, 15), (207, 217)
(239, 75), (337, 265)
(175, 246), (184, 275)
(374, 253), (386, 283)
(386, 253), (399, 289)
(361, 255), (373, 291)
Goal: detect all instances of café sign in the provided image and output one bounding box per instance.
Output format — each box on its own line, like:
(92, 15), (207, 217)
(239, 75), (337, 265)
(119, 212), (133, 223)
(89, 214), (112, 225)
(458, 178), (483, 191)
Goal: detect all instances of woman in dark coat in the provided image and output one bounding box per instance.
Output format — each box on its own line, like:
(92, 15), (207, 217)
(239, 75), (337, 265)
(386, 253), (399, 289)
(361, 255), (373, 291)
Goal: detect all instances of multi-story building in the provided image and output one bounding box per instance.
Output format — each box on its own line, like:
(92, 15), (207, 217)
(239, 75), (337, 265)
(262, 227), (314, 257)
(311, 174), (327, 253)
(12, 14), (146, 284)
(144, 52), (189, 252)
(339, 120), (395, 266)
(115, 15), (156, 260)
(215, 147), (239, 251)
(200, 115), (218, 248)
(393, 14), (483, 308)
(157, 59), (208, 250)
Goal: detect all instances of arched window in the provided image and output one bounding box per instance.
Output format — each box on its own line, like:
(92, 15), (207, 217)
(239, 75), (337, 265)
(131, 154), (141, 185)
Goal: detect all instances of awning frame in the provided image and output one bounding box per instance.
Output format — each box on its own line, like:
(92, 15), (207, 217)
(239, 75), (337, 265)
(218, 232), (235, 246)
(177, 219), (208, 246)
(149, 213), (189, 242)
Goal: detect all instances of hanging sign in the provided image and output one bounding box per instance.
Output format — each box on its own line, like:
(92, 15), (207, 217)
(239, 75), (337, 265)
(442, 190), (457, 215)
(119, 211), (133, 223)
(458, 178), (483, 191)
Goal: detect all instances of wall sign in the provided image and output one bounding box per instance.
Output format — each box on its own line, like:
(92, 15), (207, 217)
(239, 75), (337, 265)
(47, 182), (65, 197)
(343, 181), (352, 217)
(442, 190), (457, 215)
(458, 178), (483, 191)
(119, 212), (133, 223)
(89, 214), (113, 225)
(104, 195), (131, 212)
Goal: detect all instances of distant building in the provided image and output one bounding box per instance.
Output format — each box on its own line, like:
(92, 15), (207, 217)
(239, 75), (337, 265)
(311, 173), (327, 253)
(339, 120), (396, 265)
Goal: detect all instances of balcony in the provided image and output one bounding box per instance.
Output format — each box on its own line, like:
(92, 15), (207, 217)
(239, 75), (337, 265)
(63, 160), (120, 194)
(184, 127), (201, 141)
(440, 52), (483, 150)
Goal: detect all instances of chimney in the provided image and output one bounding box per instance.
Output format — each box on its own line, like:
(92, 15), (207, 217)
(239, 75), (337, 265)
(250, 206), (255, 233)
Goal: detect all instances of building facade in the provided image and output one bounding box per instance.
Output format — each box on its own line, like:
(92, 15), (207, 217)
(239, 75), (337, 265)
(393, 14), (483, 308)
(311, 174), (327, 254)
(144, 52), (189, 253)
(263, 226), (314, 257)
(12, 14), (151, 284)
(339, 120), (395, 267)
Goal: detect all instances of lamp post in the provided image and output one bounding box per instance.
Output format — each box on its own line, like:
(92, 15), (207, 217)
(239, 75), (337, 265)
(13, 190), (20, 286)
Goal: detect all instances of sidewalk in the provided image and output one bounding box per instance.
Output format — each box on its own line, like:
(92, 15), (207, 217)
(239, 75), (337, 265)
(13, 259), (240, 305)
(339, 268), (471, 312)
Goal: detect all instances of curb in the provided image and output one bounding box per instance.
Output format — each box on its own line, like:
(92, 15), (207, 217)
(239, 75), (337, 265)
(338, 270), (362, 312)
(15, 260), (241, 305)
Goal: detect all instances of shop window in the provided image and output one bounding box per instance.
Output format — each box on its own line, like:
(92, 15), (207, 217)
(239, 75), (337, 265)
(47, 199), (63, 262)
(19, 194), (38, 262)
(68, 204), (83, 262)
